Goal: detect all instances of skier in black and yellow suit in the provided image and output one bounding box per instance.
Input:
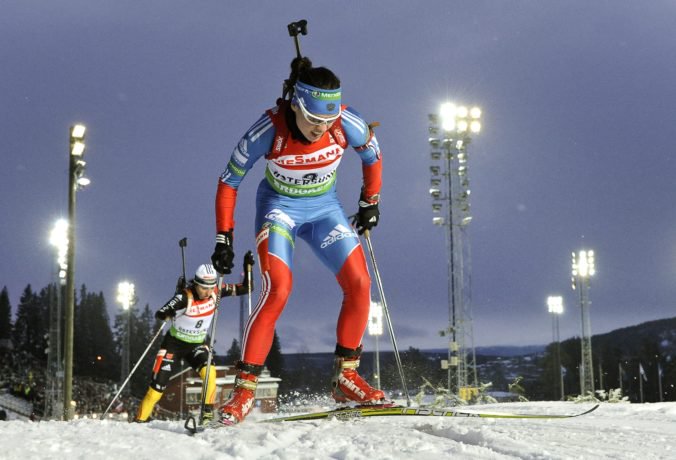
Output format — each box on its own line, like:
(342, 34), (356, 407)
(135, 253), (254, 423)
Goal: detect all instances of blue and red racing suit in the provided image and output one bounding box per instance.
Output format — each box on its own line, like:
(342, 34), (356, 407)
(216, 100), (382, 365)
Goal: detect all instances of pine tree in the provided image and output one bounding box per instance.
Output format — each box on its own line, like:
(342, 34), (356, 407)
(0, 286), (12, 347)
(74, 286), (117, 380)
(12, 285), (47, 360)
(266, 330), (284, 377)
(225, 338), (241, 365)
(91, 290), (117, 380)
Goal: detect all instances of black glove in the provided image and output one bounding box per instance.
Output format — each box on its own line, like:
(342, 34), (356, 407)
(155, 308), (175, 321)
(352, 199), (380, 235)
(211, 231), (235, 274)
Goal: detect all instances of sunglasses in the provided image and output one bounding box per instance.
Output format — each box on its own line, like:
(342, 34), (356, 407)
(296, 97), (341, 126)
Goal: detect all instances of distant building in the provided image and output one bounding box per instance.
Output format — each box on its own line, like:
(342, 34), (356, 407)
(159, 365), (281, 417)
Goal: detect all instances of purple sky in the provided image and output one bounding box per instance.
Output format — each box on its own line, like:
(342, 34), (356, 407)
(2, 1), (676, 355)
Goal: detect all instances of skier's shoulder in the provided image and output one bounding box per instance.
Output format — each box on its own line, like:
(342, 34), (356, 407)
(162, 290), (189, 310)
(242, 109), (277, 147)
(339, 105), (371, 147)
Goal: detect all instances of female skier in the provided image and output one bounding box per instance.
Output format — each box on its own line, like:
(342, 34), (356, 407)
(211, 56), (385, 425)
(135, 255), (253, 423)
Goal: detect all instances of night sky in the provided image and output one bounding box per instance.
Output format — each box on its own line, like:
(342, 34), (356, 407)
(2, 1), (676, 356)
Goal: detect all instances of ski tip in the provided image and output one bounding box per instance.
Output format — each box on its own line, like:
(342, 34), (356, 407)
(561, 404), (600, 419)
(582, 404), (600, 415)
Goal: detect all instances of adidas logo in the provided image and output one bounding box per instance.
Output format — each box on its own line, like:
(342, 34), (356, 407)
(161, 364), (171, 371)
(320, 224), (356, 249)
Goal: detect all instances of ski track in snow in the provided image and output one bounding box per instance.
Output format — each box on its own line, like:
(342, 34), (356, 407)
(1, 402), (675, 459)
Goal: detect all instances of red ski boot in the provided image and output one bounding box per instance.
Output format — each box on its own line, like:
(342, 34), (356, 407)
(331, 346), (386, 405)
(217, 364), (262, 425)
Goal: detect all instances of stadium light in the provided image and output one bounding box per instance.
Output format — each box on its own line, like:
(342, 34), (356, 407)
(571, 249), (596, 396)
(49, 219), (69, 284)
(429, 100), (483, 396)
(547, 296), (564, 315)
(547, 296), (565, 400)
(117, 281), (135, 311)
(64, 123), (89, 421)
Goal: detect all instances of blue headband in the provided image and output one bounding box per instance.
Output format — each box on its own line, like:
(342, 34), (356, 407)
(293, 81), (342, 116)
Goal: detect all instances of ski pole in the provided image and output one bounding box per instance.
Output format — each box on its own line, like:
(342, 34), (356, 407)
(246, 257), (253, 316)
(100, 323), (166, 419)
(179, 237), (188, 290)
(363, 229), (411, 407)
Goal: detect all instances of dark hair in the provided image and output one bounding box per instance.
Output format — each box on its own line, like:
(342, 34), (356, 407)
(281, 57), (340, 101)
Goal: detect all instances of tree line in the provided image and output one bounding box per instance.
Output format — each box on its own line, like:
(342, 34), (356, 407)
(1, 284), (163, 397)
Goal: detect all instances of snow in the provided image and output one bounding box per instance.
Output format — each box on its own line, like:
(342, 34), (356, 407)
(1, 401), (674, 459)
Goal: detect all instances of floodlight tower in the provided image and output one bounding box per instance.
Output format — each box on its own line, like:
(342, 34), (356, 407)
(117, 281), (136, 390)
(46, 219), (68, 419)
(64, 123), (89, 420)
(428, 102), (482, 396)
(368, 300), (384, 390)
(547, 295), (565, 400)
(571, 250), (595, 395)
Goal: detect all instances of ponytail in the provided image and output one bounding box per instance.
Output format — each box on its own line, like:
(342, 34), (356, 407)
(280, 57), (313, 102)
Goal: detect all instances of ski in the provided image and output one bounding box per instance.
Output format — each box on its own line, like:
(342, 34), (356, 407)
(183, 404), (599, 432)
(185, 403), (398, 433)
(262, 404), (600, 423)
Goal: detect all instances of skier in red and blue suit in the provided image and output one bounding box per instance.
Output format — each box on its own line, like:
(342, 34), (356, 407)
(210, 57), (386, 425)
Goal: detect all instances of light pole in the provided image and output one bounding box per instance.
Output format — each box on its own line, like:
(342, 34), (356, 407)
(117, 281), (135, 390)
(47, 219), (68, 419)
(429, 102), (481, 397)
(572, 249), (595, 396)
(547, 295), (564, 400)
(64, 123), (88, 420)
(368, 300), (384, 390)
